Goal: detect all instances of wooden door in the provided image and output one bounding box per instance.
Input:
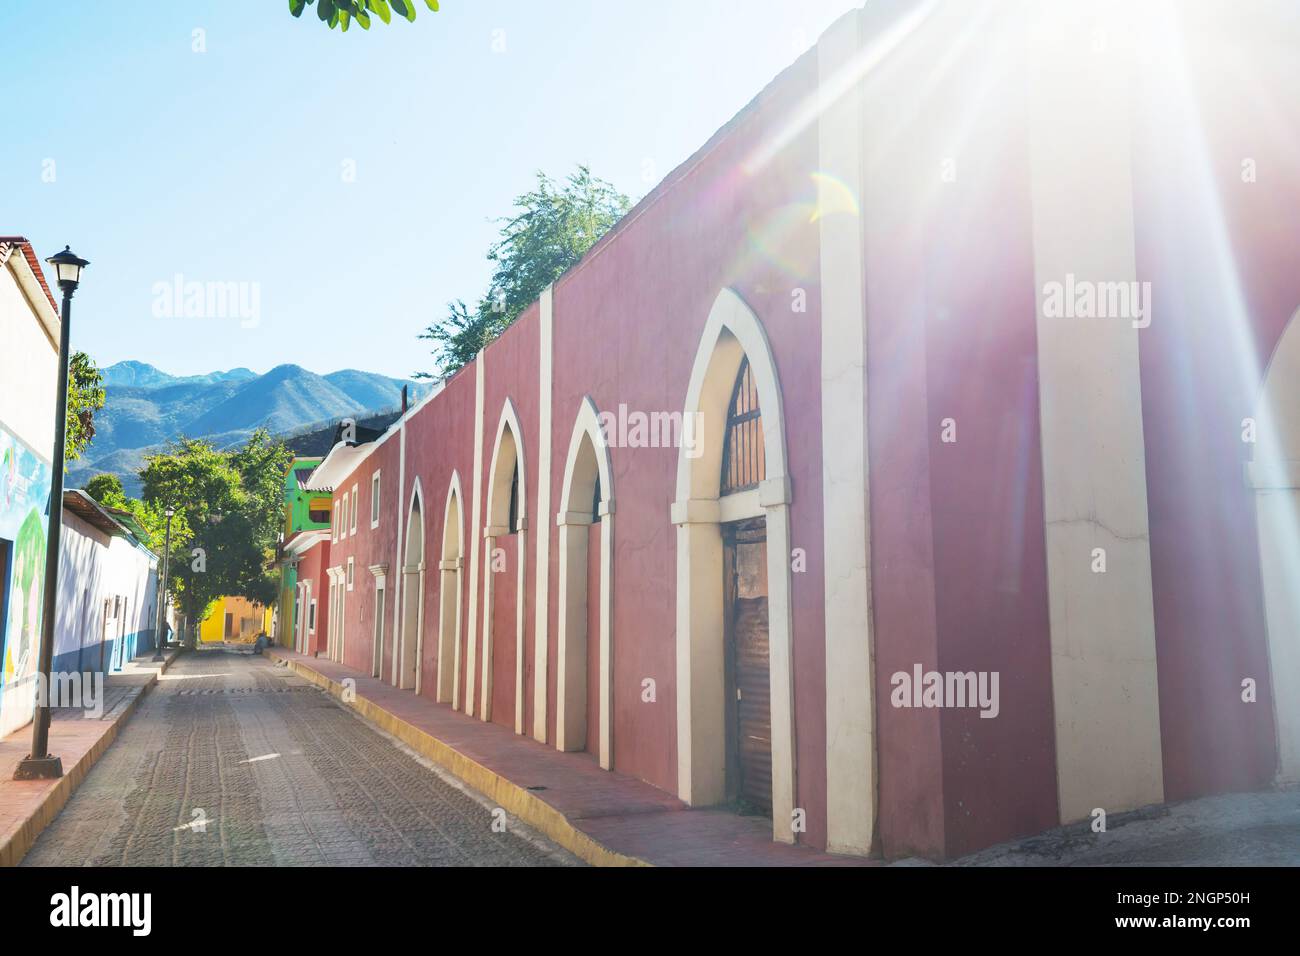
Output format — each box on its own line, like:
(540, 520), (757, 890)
(724, 518), (771, 814)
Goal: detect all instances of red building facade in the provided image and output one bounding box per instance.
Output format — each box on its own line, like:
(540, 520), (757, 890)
(294, 1), (1300, 859)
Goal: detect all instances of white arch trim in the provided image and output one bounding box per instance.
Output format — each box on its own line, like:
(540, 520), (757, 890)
(486, 397), (528, 532)
(674, 288), (790, 504)
(560, 396), (615, 516)
(399, 477), (426, 693)
(555, 396), (616, 768)
(440, 470), (466, 707)
(482, 398), (529, 732)
(671, 287), (796, 844)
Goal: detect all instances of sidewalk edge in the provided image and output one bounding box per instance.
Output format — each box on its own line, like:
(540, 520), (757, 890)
(0, 650), (180, 867)
(268, 650), (651, 868)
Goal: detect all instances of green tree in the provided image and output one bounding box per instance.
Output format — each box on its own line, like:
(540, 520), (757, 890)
(418, 166), (632, 378)
(84, 471), (181, 555)
(289, 0), (439, 32)
(138, 430), (291, 644)
(229, 429), (295, 608)
(66, 351), (105, 462)
(140, 439), (233, 645)
(84, 472), (124, 505)
(418, 299), (508, 380)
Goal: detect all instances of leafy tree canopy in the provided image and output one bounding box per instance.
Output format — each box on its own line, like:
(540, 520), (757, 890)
(418, 166), (632, 379)
(289, 0), (438, 33)
(86, 471), (191, 564)
(84, 472), (124, 504)
(66, 351), (105, 462)
(136, 430), (293, 639)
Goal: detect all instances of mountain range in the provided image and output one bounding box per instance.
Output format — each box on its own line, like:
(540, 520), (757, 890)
(73, 362), (428, 496)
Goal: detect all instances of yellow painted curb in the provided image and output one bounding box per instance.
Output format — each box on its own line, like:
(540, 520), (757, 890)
(269, 650), (650, 867)
(0, 650), (181, 867)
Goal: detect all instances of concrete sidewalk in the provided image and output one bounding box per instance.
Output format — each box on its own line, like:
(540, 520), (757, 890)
(0, 647), (180, 866)
(267, 647), (870, 867)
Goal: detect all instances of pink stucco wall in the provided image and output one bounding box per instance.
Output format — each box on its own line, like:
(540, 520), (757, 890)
(297, 2), (1290, 860)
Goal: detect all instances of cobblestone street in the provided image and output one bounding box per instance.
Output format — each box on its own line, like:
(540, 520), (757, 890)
(22, 650), (578, 866)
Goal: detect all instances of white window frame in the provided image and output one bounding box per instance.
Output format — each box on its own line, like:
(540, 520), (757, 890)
(331, 498), (339, 542)
(347, 556), (355, 591)
(340, 492), (349, 539)
(308, 599), (317, 632)
(351, 483), (359, 534)
(370, 471), (382, 529)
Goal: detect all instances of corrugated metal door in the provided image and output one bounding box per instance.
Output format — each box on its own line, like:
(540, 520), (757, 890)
(725, 519), (772, 815)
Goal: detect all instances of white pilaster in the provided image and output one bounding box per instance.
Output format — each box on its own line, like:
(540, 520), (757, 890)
(1027, 1), (1164, 821)
(818, 10), (876, 856)
(465, 352), (486, 716)
(534, 286), (554, 742)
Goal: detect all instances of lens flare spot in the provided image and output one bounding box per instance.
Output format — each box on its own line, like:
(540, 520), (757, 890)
(745, 201), (820, 281)
(810, 171), (861, 222)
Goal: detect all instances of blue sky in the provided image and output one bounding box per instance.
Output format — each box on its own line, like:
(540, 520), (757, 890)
(2, 1), (861, 380)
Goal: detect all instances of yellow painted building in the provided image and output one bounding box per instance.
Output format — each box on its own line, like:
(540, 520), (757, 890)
(199, 596), (273, 644)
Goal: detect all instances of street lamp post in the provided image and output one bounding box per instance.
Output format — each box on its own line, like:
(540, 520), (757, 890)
(14, 246), (88, 781)
(151, 507), (175, 663)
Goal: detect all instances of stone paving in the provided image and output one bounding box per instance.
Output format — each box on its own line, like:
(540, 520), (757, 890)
(906, 788), (1300, 867)
(22, 650), (578, 866)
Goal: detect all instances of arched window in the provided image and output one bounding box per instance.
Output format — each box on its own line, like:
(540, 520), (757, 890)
(720, 357), (765, 495)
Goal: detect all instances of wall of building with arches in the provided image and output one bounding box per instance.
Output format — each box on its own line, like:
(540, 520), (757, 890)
(302, 1), (1299, 861)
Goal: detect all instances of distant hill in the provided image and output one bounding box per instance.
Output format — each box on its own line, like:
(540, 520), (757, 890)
(278, 408), (411, 460)
(73, 362), (428, 496)
(323, 369), (411, 410)
(183, 364), (366, 437)
(101, 360), (257, 389)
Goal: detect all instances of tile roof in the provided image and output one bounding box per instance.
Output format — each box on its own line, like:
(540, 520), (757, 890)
(62, 489), (127, 538)
(0, 236), (60, 315)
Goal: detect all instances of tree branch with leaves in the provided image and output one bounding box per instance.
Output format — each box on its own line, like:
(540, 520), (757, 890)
(418, 166), (631, 379)
(66, 351), (105, 463)
(289, 0), (439, 33)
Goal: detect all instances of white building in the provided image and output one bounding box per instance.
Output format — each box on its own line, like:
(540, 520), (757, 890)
(57, 491), (163, 676)
(0, 237), (60, 737)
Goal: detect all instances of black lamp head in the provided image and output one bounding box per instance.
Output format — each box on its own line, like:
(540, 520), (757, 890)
(45, 245), (89, 292)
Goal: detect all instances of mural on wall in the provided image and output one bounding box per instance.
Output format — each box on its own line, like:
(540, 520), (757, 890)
(0, 425), (52, 738)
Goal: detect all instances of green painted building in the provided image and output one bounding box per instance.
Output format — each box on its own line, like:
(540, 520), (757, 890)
(273, 458), (331, 648)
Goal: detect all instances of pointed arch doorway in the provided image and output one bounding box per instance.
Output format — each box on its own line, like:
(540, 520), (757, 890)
(555, 397), (615, 768)
(719, 356), (772, 812)
(482, 400), (527, 732)
(672, 288), (796, 843)
(438, 472), (465, 706)
(398, 483), (425, 692)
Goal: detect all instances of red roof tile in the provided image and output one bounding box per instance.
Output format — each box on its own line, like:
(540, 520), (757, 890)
(0, 235), (60, 315)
